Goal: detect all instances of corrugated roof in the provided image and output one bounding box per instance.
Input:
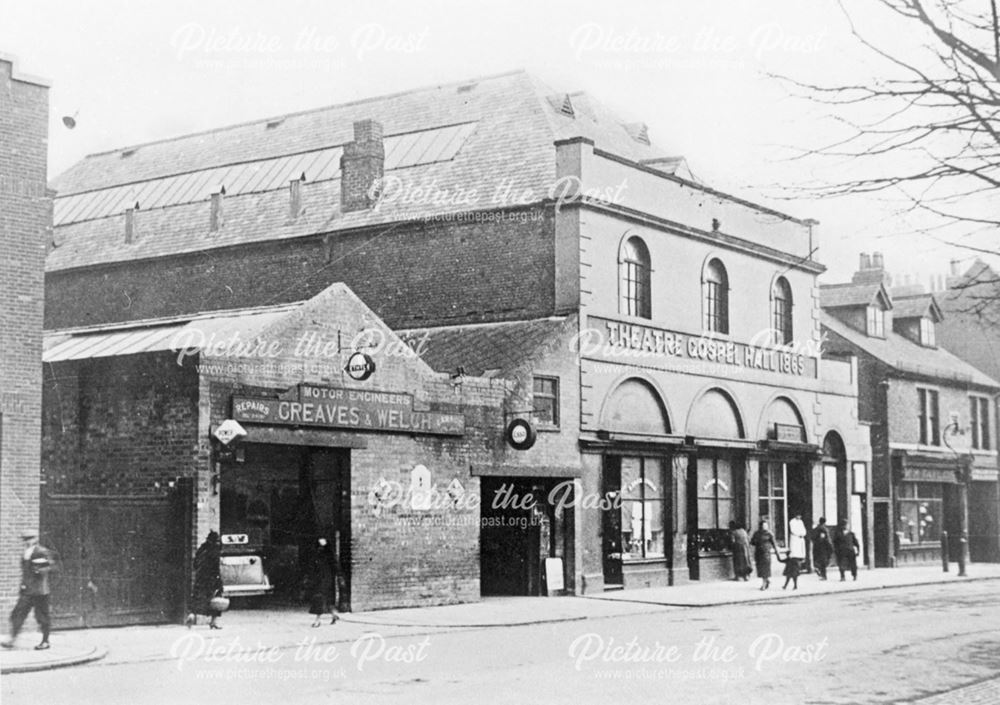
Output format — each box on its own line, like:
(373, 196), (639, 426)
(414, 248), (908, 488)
(821, 312), (999, 389)
(397, 317), (571, 376)
(53, 122), (477, 226)
(48, 71), (670, 272)
(43, 304), (298, 362)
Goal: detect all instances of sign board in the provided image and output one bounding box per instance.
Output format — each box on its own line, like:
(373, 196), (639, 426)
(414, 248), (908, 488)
(213, 419), (248, 445)
(544, 557), (565, 592)
(233, 387), (465, 436)
(583, 317), (817, 378)
(345, 352), (376, 381)
(221, 534), (249, 545)
(506, 418), (537, 450)
(774, 423), (805, 443)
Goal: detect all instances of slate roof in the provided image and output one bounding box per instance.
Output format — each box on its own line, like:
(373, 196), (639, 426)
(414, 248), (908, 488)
(397, 317), (571, 376)
(821, 312), (999, 389)
(47, 70), (669, 273)
(891, 293), (942, 322)
(819, 282), (891, 309)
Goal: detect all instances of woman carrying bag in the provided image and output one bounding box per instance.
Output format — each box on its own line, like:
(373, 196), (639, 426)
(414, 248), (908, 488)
(186, 531), (226, 629)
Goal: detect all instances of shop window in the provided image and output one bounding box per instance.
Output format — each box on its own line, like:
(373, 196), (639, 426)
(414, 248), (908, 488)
(759, 462), (787, 546)
(919, 318), (936, 347)
(531, 376), (559, 427)
(918, 388), (940, 446)
(697, 457), (735, 552)
(866, 305), (885, 338)
(771, 276), (793, 345)
(703, 258), (729, 334)
(896, 482), (942, 545)
(970, 396), (991, 450)
(619, 236), (651, 319)
(620, 457), (665, 559)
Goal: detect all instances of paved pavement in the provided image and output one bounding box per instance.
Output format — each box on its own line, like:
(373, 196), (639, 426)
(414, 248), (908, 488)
(3, 563), (998, 674)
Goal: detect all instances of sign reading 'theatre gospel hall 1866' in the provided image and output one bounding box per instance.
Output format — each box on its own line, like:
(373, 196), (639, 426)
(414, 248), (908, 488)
(232, 386), (465, 436)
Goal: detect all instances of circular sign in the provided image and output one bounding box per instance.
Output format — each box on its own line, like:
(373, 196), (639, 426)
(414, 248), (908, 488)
(345, 352), (376, 381)
(506, 418), (537, 451)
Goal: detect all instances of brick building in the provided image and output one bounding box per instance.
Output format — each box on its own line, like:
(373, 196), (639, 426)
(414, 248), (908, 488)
(44, 71), (872, 621)
(0, 54), (50, 617)
(938, 260), (1000, 384)
(821, 253), (1000, 568)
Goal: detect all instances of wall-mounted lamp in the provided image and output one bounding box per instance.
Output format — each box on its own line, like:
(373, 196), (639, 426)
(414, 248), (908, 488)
(61, 111), (79, 129)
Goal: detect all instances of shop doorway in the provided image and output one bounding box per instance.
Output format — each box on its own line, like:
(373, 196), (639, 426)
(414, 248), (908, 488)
(480, 477), (562, 596)
(219, 444), (350, 610)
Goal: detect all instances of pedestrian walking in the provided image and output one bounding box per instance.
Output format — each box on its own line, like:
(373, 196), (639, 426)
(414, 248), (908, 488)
(784, 512), (807, 587)
(811, 517), (834, 580)
(750, 519), (779, 590)
(729, 521), (752, 581)
(781, 551), (800, 590)
(186, 531), (225, 629)
(1, 530), (54, 650)
(833, 519), (860, 581)
(306, 537), (340, 627)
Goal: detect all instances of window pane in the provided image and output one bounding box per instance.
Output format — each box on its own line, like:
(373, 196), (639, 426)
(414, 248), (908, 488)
(621, 457), (643, 500)
(644, 500), (665, 557)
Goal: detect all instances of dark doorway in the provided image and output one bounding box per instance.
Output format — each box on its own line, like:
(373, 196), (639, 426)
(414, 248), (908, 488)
(220, 444), (350, 609)
(480, 477), (555, 596)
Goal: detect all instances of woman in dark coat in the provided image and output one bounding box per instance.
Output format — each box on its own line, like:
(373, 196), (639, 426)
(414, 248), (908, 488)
(187, 531), (224, 629)
(750, 519), (779, 590)
(307, 537), (339, 627)
(811, 517), (835, 580)
(729, 521), (752, 581)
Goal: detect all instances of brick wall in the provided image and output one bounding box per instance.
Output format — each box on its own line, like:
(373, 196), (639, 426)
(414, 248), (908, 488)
(45, 207), (556, 331)
(41, 353), (202, 495)
(0, 57), (49, 616)
(195, 283), (510, 610)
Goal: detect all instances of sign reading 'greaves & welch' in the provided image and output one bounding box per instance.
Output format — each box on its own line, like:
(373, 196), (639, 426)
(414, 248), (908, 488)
(582, 317), (816, 378)
(233, 386), (465, 436)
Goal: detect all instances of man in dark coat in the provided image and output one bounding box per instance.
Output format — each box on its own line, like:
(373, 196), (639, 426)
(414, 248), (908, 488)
(833, 519), (860, 581)
(2, 530), (54, 650)
(811, 517), (835, 580)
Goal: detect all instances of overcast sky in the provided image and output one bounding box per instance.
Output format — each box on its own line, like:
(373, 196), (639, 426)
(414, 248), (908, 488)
(4, 0), (994, 284)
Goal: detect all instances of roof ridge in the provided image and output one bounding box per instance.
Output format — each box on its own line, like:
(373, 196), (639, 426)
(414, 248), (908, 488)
(78, 69), (530, 161)
(399, 316), (568, 333)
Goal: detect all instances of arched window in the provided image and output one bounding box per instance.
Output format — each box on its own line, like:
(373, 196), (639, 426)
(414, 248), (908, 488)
(772, 276), (793, 344)
(620, 236), (651, 319)
(703, 258), (729, 334)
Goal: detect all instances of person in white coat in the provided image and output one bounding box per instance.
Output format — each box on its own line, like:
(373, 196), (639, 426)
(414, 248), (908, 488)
(783, 513), (808, 590)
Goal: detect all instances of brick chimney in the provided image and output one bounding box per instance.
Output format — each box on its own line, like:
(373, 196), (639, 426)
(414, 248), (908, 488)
(340, 119), (384, 212)
(852, 250), (889, 285)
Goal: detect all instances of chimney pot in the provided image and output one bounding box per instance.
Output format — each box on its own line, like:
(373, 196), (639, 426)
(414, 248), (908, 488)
(872, 252), (884, 270)
(859, 252), (870, 271)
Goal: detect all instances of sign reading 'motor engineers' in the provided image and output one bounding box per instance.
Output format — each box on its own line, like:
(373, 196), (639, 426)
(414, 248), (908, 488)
(232, 387), (465, 436)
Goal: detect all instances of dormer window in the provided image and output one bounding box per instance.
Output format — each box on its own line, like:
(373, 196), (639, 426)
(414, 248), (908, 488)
(866, 305), (884, 338)
(919, 318), (935, 347)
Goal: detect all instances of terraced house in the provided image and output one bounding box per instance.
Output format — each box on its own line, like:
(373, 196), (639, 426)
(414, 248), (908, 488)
(821, 253), (1000, 570)
(41, 70), (871, 625)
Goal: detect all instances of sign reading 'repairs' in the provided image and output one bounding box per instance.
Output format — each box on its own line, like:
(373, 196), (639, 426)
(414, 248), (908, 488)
(232, 387), (465, 436)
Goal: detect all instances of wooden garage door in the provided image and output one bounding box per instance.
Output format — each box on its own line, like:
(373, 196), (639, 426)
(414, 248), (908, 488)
(41, 480), (192, 628)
